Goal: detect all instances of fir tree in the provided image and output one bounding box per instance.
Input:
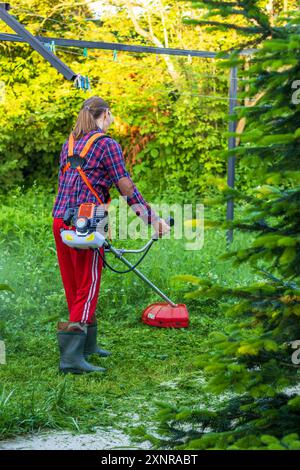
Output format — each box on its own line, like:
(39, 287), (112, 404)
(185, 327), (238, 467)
(151, 1), (300, 450)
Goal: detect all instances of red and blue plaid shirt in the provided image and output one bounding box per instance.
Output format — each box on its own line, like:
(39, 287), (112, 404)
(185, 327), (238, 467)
(52, 129), (158, 224)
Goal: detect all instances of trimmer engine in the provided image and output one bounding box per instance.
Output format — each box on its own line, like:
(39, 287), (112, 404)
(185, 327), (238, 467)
(60, 203), (108, 249)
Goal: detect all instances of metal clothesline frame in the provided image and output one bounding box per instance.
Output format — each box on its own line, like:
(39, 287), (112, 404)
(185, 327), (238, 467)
(0, 1), (252, 243)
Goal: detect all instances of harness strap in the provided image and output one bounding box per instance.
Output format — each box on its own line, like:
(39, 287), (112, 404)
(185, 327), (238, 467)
(62, 133), (74, 174)
(80, 132), (106, 157)
(76, 166), (104, 205)
(62, 161), (70, 175)
(68, 132), (75, 157)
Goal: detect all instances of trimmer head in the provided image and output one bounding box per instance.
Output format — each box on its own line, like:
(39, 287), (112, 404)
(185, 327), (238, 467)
(142, 303), (189, 328)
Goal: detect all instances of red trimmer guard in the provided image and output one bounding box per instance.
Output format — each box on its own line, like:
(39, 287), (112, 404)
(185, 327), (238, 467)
(142, 303), (189, 328)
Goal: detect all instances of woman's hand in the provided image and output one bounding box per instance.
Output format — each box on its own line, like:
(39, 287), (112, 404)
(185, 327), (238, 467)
(152, 218), (171, 238)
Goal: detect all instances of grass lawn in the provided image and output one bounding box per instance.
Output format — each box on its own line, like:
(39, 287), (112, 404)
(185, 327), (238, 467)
(0, 185), (256, 445)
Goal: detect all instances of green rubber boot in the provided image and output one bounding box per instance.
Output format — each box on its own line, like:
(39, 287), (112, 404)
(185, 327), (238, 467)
(84, 324), (112, 358)
(57, 322), (106, 374)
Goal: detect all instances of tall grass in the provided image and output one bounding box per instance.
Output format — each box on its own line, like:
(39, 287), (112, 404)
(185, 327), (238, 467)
(0, 184), (255, 440)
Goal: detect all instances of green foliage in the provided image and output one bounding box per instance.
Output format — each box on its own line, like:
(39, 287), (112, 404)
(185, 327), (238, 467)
(0, 0), (235, 199)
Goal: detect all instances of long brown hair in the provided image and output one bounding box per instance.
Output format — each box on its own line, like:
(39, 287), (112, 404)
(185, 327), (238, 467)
(72, 96), (110, 139)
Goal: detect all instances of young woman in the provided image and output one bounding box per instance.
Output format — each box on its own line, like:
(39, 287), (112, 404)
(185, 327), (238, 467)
(52, 96), (170, 374)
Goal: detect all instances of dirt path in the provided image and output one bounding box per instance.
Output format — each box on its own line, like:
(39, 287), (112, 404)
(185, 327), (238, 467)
(0, 427), (151, 450)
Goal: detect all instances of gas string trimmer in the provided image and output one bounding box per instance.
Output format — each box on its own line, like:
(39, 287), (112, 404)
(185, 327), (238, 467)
(60, 202), (189, 327)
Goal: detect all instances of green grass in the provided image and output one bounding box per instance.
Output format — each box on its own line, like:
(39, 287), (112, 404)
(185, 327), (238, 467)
(0, 184), (256, 444)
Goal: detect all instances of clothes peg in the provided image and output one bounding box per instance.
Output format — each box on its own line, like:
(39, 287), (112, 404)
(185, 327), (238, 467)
(83, 48), (88, 58)
(74, 74), (91, 91)
(74, 74), (84, 89)
(43, 42), (51, 52)
(74, 74), (81, 89)
(187, 54), (192, 64)
(84, 76), (91, 92)
(113, 50), (118, 62)
(50, 40), (56, 54)
(44, 41), (55, 53)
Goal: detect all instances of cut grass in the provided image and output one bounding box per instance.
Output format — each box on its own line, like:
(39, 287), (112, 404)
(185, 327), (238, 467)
(0, 185), (256, 442)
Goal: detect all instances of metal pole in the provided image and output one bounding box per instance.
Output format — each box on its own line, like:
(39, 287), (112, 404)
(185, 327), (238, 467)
(0, 3), (77, 81)
(226, 66), (238, 244)
(105, 244), (178, 307)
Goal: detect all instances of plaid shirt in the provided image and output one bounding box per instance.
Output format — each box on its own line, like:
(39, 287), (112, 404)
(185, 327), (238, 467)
(52, 129), (158, 224)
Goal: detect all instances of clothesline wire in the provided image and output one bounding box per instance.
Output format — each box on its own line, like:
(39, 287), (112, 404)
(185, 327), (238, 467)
(10, 5), (100, 24)
(10, 7), (71, 26)
(33, 31), (237, 74)
(54, 45), (242, 82)
(30, 36), (242, 80)
(55, 47), (221, 78)
(3, 34), (243, 82)
(8, 9), (103, 42)
(84, 76), (246, 102)
(10, 1), (115, 18)
(91, 79), (244, 101)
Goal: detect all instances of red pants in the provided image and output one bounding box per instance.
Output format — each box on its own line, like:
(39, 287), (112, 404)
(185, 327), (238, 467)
(52, 218), (104, 324)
